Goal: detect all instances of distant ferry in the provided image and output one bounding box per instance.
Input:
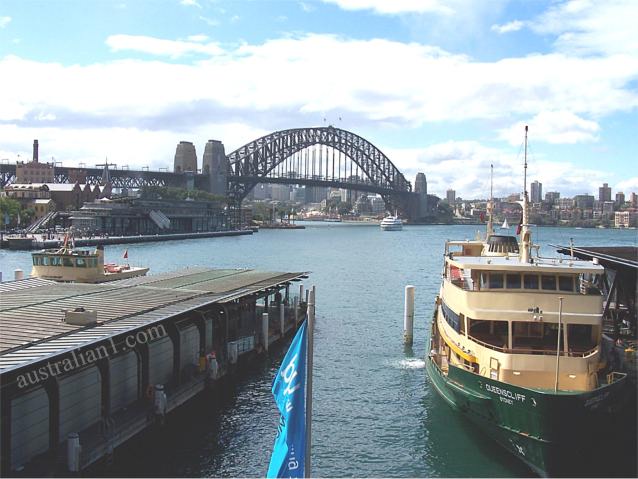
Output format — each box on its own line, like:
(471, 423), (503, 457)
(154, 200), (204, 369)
(380, 214), (403, 231)
(426, 127), (630, 476)
(31, 241), (148, 283)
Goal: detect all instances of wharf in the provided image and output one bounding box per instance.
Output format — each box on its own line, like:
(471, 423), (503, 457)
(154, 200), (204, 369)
(0, 229), (253, 250)
(0, 267), (310, 476)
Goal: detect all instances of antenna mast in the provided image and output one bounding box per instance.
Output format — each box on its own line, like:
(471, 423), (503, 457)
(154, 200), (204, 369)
(487, 164), (494, 238)
(520, 125), (531, 263)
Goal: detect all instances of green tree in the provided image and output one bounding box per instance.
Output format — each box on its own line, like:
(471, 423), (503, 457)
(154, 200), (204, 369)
(0, 197), (21, 226)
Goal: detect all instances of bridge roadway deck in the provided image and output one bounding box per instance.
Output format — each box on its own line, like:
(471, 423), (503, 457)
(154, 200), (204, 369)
(0, 268), (306, 374)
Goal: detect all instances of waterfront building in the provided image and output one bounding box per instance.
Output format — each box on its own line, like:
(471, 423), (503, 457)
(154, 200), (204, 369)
(599, 182), (612, 202)
(174, 141), (197, 173)
(544, 191), (560, 205)
(574, 194), (595, 209)
(15, 140), (55, 184)
(602, 201), (615, 218)
(271, 184), (291, 202)
(530, 180), (542, 203)
(415, 172), (428, 216)
(616, 192), (625, 208)
(631, 192), (638, 208)
(615, 210), (638, 228)
(446, 189), (456, 204)
(70, 197), (228, 235)
(4, 182), (88, 211)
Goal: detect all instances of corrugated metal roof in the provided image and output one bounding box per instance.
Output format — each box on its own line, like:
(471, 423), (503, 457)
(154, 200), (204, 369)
(0, 268), (307, 373)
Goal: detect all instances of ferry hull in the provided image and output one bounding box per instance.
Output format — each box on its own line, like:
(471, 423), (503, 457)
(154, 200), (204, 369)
(426, 354), (630, 477)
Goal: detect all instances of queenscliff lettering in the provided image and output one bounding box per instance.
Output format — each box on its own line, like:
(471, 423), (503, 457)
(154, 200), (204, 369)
(485, 383), (526, 403)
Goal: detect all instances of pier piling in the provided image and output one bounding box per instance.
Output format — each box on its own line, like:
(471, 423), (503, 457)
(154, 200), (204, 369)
(262, 312), (269, 351)
(404, 285), (415, 346)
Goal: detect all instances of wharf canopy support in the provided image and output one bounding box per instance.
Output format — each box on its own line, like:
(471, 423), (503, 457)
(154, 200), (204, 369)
(0, 268), (310, 475)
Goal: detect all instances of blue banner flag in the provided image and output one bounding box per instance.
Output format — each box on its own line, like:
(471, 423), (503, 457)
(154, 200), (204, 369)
(267, 321), (307, 478)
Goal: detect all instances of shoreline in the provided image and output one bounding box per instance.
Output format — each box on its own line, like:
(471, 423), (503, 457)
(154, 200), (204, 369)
(1, 229), (253, 250)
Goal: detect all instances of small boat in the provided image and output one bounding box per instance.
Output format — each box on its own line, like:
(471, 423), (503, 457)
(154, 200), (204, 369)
(426, 127), (630, 476)
(501, 218), (509, 229)
(380, 213), (403, 231)
(31, 240), (149, 283)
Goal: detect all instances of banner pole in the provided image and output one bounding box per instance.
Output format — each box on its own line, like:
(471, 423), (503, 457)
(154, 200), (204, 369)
(305, 286), (315, 478)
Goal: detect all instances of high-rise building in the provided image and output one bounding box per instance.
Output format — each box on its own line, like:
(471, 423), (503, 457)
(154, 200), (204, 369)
(174, 141), (197, 173)
(530, 180), (542, 203)
(631, 192), (638, 208)
(545, 191), (560, 205)
(599, 183), (611, 202)
(415, 173), (428, 216)
(615, 192), (625, 208)
(203, 140), (228, 196)
(574, 194), (595, 209)
(446, 189), (456, 204)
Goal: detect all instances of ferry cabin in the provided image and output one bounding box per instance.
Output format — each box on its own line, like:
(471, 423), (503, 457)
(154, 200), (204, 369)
(436, 241), (605, 392)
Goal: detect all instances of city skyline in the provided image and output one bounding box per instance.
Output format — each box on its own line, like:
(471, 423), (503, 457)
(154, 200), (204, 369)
(1, 0), (636, 199)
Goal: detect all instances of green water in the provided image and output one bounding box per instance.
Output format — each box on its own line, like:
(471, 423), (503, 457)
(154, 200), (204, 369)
(1, 224), (635, 477)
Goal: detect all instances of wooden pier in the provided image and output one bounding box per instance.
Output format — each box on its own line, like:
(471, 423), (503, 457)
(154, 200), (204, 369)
(0, 268), (309, 476)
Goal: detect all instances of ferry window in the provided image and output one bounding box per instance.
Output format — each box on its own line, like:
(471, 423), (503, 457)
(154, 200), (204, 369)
(541, 275), (556, 290)
(468, 319), (508, 349)
(63, 257), (74, 267)
(488, 273), (504, 289)
(524, 274), (539, 289)
(32, 256), (39, 266)
(76, 258), (86, 268)
(51, 256), (62, 266)
(42, 256), (49, 266)
(88, 258), (97, 268)
(558, 275), (574, 292)
(567, 324), (596, 352)
(506, 274), (521, 289)
(441, 301), (461, 333)
(480, 273), (488, 289)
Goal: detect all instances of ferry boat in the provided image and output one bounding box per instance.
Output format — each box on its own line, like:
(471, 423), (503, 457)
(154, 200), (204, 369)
(426, 127), (629, 477)
(31, 241), (149, 283)
(380, 214), (403, 231)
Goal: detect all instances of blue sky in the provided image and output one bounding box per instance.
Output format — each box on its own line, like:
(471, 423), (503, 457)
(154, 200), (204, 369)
(1, 0), (636, 199)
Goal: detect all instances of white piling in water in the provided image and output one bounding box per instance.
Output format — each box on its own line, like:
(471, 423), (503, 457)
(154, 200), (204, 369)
(404, 285), (415, 346)
(14, 269), (24, 281)
(299, 285), (304, 305)
(67, 432), (81, 473)
(262, 312), (269, 351)
(279, 302), (285, 336)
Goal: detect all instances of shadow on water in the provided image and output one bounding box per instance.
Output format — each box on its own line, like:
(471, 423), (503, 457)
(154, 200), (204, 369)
(86, 344), (290, 478)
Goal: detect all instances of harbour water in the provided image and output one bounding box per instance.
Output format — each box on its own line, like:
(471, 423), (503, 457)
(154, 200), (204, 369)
(1, 224), (636, 477)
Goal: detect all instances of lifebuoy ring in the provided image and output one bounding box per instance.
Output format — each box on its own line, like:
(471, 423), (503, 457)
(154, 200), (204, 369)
(145, 384), (154, 400)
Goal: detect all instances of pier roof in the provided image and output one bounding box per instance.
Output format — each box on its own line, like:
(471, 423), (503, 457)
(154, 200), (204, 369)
(0, 268), (306, 373)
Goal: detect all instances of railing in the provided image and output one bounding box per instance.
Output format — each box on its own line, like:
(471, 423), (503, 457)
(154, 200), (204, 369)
(467, 335), (598, 358)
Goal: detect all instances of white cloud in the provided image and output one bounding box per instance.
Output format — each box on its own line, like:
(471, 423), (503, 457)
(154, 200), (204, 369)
(199, 15), (220, 27)
(616, 177), (638, 194)
(187, 34), (209, 43)
(530, 0), (638, 56)
(0, 16), (11, 28)
(491, 20), (524, 34)
(322, 0), (455, 15)
(299, 2), (316, 12)
(106, 34), (223, 58)
(180, 0), (201, 8)
(499, 111), (600, 145)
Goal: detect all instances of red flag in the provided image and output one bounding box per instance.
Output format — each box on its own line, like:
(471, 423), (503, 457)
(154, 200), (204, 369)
(123, 249), (128, 259)
(516, 217), (523, 235)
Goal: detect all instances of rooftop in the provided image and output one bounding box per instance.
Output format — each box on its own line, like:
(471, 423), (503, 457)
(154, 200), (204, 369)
(0, 268), (306, 373)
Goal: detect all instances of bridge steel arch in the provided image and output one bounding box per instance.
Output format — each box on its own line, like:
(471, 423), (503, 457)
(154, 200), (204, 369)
(226, 126), (413, 213)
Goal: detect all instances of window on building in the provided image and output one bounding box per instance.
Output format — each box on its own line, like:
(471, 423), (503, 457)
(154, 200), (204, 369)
(558, 275), (575, 292)
(524, 274), (539, 289)
(506, 274), (521, 289)
(76, 258), (86, 268)
(541, 275), (557, 290)
(488, 273), (504, 289)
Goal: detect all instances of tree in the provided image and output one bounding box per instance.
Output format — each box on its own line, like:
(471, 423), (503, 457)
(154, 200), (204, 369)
(0, 197), (21, 227)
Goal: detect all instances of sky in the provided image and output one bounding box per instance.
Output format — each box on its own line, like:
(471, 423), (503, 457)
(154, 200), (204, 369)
(0, 0), (637, 200)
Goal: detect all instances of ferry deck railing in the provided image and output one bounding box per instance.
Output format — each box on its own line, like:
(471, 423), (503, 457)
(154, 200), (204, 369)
(468, 334), (598, 358)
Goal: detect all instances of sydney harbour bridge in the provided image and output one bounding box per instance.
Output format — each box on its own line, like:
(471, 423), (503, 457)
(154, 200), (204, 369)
(0, 126), (425, 220)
